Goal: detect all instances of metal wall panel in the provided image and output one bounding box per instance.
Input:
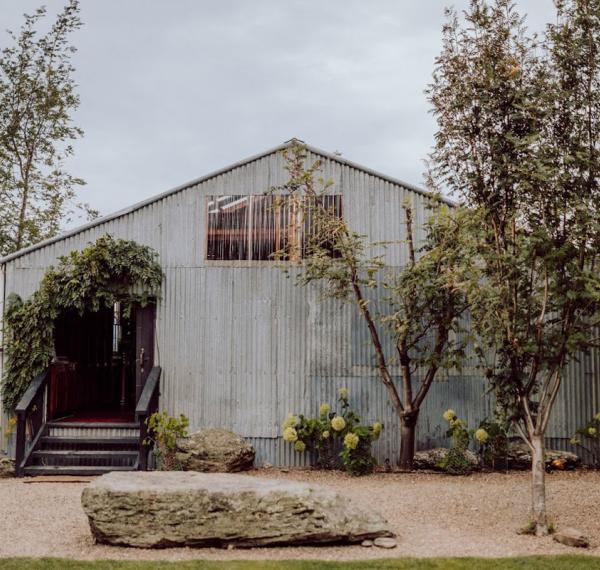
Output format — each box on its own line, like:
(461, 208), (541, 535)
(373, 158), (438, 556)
(1, 145), (599, 466)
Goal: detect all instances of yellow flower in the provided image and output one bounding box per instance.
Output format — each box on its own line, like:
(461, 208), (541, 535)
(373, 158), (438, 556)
(282, 413), (297, 429)
(372, 422), (383, 439)
(283, 427), (298, 443)
(321, 431), (330, 440)
(588, 427), (597, 437)
(8, 417), (17, 426)
(331, 416), (346, 432)
(319, 403), (331, 417)
(594, 412), (600, 422)
(570, 437), (581, 446)
(344, 432), (359, 450)
(338, 387), (349, 400)
(443, 409), (457, 422)
(474, 428), (489, 444)
(294, 440), (306, 453)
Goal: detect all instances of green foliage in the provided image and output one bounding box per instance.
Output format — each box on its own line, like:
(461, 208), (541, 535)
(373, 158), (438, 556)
(275, 142), (468, 470)
(427, 0), (600, 478)
(2, 235), (162, 412)
(282, 387), (382, 476)
(146, 411), (189, 471)
(476, 418), (509, 470)
(438, 409), (472, 475)
(0, 0), (96, 256)
(571, 411), (600, 466)
(439, 410), (509, 473)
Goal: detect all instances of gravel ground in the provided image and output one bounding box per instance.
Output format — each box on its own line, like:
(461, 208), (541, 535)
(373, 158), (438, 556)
(0, 469), (599, 561)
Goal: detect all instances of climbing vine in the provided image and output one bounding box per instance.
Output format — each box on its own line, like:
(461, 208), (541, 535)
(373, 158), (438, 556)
(2, 235), (163, 412)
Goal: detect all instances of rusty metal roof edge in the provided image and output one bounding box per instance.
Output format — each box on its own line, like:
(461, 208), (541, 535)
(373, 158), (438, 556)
(0, 139), (454, 265)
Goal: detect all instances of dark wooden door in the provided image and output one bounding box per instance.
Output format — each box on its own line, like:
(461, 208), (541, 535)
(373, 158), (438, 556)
(134, 303), (156, 403)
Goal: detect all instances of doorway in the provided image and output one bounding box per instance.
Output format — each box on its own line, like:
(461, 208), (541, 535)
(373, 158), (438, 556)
(50, 302), (155, 423)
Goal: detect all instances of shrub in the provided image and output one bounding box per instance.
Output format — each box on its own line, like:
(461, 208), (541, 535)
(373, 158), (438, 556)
(146, 411), (189, 471)
(571, 411), (600, 466)
(282, 387), (382, 475)
(475, 418), (509, 470)
(438, 409), (472, 474)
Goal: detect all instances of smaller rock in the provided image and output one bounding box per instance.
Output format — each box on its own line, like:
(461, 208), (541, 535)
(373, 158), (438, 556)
(361, 539), (374, 547)
(176, 428), (255, 473)
(0, 453), (15, 478)
(413, 448), (480, 471)
(374, 537), (397, 549)
(553, 528), (589, 548)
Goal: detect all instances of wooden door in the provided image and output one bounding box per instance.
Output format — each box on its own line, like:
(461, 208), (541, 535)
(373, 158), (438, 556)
(134, 303), (156, 403)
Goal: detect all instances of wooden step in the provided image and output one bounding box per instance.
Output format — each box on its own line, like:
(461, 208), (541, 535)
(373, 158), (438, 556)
(32, 449), (138, 459)
(23, 465), (135, 476)
(47, 422), (139, 429)
(40, 436), (139, 446)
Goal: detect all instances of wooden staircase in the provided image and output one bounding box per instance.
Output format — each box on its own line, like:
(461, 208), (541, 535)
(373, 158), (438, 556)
(22, 422), (140, 476)
(15, 366), (162, 477)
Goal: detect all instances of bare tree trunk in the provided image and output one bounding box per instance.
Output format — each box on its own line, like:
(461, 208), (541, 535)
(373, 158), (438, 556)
(531, 433), (549, 536)
(399, 410), (418, 471)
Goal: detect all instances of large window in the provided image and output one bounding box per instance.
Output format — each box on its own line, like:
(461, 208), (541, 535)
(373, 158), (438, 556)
(206, 194), (342, 261)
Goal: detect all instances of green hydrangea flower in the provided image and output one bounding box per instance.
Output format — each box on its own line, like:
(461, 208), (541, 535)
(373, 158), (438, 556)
(474, 428), (489, 443)
(319, 403), (330, 416)
(282, 413), (297, 429)
(283, 426), (298, 443)
(344, 432), (359, 450)
(338, 387), (349, 400)
(321, 430), (330, 439)
(372, 422), (383, 439)
(331, 416), (346, 432)
(294, 440), (306, 453)
(443, 409), (457, 422)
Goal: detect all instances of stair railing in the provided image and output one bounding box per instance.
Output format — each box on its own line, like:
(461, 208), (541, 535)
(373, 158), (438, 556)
(134, 366), (161, 470)
(14, 369), (50, 477)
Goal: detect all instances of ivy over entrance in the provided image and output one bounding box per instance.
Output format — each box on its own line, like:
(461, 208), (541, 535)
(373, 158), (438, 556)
(2, 235), (163, 412)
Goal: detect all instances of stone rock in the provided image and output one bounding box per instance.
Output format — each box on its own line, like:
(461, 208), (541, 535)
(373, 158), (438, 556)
(81, 471), (394, 548)
(176, 428), (255, 472)
(0, 453), (14, 478)
(374, 537), (398, 549)
(361, 539), (374, 547)
(506, 442), (580, 471)
(412, 448), (480, 471)
(553, 527), (589, 548)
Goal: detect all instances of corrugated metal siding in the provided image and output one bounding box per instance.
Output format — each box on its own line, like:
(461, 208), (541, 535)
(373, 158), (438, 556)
(1, 147), (599, 465)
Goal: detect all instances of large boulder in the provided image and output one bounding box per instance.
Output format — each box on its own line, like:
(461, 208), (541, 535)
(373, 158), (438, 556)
(0, 453), (14, 478)
(176, 428), (255, 472)
(81, 471), (394, 548)
(506, 442), (580, 471)
(413, 447), (480, 471)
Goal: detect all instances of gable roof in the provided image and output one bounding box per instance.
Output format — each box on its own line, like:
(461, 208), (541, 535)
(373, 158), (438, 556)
(0, 139), (452, 264)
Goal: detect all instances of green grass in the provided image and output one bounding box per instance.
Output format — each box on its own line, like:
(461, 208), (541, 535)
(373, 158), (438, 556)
(1, 557), (600, 570)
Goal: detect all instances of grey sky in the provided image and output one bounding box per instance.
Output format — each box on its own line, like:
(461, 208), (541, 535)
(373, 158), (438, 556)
(1, 1), (553, 221)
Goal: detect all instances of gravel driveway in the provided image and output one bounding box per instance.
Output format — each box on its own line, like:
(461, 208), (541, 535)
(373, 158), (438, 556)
(1, 469), (599, 561)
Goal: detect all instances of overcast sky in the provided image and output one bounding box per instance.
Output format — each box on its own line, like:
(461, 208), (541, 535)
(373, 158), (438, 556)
(1, 1), (554, 222)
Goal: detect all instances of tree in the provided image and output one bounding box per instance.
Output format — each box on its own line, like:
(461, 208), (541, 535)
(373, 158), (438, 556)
(0, 0), (95, 257)
(428, 0), (600, 535)
(276, 142), (468, 470)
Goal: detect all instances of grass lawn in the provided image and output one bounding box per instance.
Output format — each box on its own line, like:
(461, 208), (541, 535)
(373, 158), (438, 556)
(2, 557), (600, 570)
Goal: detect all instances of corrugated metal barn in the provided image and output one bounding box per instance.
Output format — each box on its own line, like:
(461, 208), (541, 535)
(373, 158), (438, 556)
(1, 140), (599, 468)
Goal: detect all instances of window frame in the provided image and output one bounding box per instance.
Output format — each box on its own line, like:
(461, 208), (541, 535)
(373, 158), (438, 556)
(203, 193), (343, 265)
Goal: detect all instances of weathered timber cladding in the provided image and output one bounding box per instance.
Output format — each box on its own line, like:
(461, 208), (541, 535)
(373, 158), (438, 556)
(1, 142), (598, 465)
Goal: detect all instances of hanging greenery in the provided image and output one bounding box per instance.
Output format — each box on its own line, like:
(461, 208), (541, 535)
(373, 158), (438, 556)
(2, 235), (163, 412)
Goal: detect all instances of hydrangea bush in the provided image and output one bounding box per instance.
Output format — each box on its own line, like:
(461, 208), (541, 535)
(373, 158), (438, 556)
(439, 410), (508, 473)
(282, 387), (383, 475)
